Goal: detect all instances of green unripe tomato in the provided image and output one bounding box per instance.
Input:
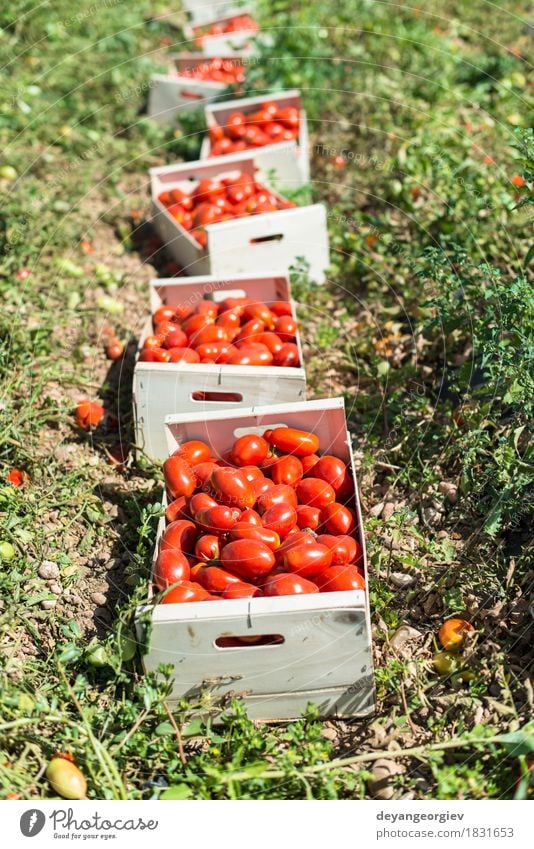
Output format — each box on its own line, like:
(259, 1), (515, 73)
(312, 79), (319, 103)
(0, 541), (15, 561)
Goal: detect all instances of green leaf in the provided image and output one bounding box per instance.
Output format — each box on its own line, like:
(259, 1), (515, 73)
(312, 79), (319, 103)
(160, 784), (193, 800)
(155, 721), (174, 736)
(182, 718), (205, 738)
(498, 730), (534, 757)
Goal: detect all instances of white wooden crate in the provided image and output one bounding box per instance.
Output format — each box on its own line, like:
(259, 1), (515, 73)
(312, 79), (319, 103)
(150, 153), (329, 282)
(148, 54), (248, 125)
(184, 12), (259, 57)
(200, 90), (310, 186)
(136, 398), (375, 722)
(183, 1), (254, 27)
(133, 272), (306, 460)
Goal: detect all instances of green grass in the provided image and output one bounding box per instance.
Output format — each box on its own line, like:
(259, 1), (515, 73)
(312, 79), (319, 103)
(0, 0), (533, 799)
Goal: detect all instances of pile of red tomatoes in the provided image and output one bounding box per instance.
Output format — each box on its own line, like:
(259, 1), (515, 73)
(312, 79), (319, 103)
(157, 171), (296, 248)
(178, 57), (245, 85)
(140, 295), (301, 367)
(154, 428), (365, 603)
(207, 103), (300, 157)
(193, 15), (258, 47)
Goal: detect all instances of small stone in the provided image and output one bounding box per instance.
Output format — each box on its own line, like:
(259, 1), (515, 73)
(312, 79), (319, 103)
(368, 758), (405, 800)
(381, 502), (396, 521)
(49, 583), (63, 595)
(421, 506), (442, 527)
(390, 625), (422, 652)
(438, 481), (458, 504)
(370, 502), (384, 518)
(38, 560), (60, 580)
(41, 599), (57, 610)
(390, 572), (416, 589)
(91, 592), (107, 606)
(68, 594), (83, 606)
(320, 726), (338, 742)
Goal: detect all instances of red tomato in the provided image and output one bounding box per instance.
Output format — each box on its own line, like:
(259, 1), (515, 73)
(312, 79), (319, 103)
(209, 467), (256, 509)
(316, 534), (361, 566)
(282, 543), (332, 578)
(165, 496), (189, 523)
(301, 454), (319, 475)
(257, 484), (298, 512)
(163, 328), (188, 349)
(75, 399), (104, 430)
(160, 520), (198, 554)
(230, 434), (269, 466)
(188, 492), (218, 516)
(153, 550), (191, 590)
(255, 332), (284, 354)
(153, 305), (177, 324)
(154, 320), (181, 339)
(161, 581), (210, 604)
(320, 503), (357, 535)
(173, 440), (211, 465)
(167, 347), (200, 363)
(230, 523), (280, 550)
(196, 300), (219, 319)
(228, 343), (273, 366)
(312, 455), (353, 499)
(271, 455), (303, 487)
(216, 309), (241, 329)
(163, 457), (196, 498)
(194, 534), (221, 562)
(315, 565), (365, 592)
(264, 427), (319, 457)
(195, 505), (241, 534)
(236, 319), (265, 344)
(261, 503), (297, 538)
(274, 316), (297, 342)
(296, 477), (336, 509)
(250, 476), (274, 498)
(222, 581), (261, 599)
(169, 187), (193, 209)
(273, 343), (300, 367)
(269, 301), (293, 317)
(239, 508), (262, 526)
(263, 573), (319, 597)
(295, 504), (321, 531)
(189, 324), (228, 348)
(243, 302), (276, 328)
(105, 341), (124, 361)
(193, 565), (241, 593)
(139, 347), (171, 363)
(238, 465), (265, 482)
(192, 178), (225, 204)
(191, 463), (218, 489)
(220, 539), (275, 579)
(143, 335), (164, 350)
(275, 530), (316, 562)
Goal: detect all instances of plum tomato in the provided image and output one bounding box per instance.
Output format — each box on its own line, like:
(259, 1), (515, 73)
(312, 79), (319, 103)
(193, 565), (241, 593)
(261, 503), (297, 538)
(312, 455), (353, 499)
(208, 467), (256, 509)
(238, 465), (265, 482)
(153, 305), (177, 324)
(264, 427), (319, 457)
(269, 300), (293, 317)
(139, 347), (171, 363)
(275, 530), (315, 562)
(295, 504), (321, 531)
(222, 581), (261, 599)
(230, 433), (269, 466)
(301, 454), (319, 475)
(173, 439), (211, 465)
(316, 534), (361, 566)
(230, 523), (280, 550)
(163, 456), (196, 498)
(320, 503), (357, 535)
(194, 534), (221, 562)
(239, 508), (262, 526)
(191, 462), (218, 489)
(281, 542), (332, 578)
(255, 332), (284, 354)
(274, 316), (297, 342)
(164, 328), (188, 349)
(160, 520), (198, 555)
(273, 343), (300, 367)
(195, 505), (241, 534)
(161, 581), (211, 604)
(165, 495), (189, 523)
(256, 484), (298, 513)
(220, 539), (275, 579)
(271, 455), (303, 487)
(295, 477), (336, 509)
(315, 565), (365, 592)
(167, 347), (200, 363)
(263, 573), (319, 597)
(153, 550), (191, 590)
